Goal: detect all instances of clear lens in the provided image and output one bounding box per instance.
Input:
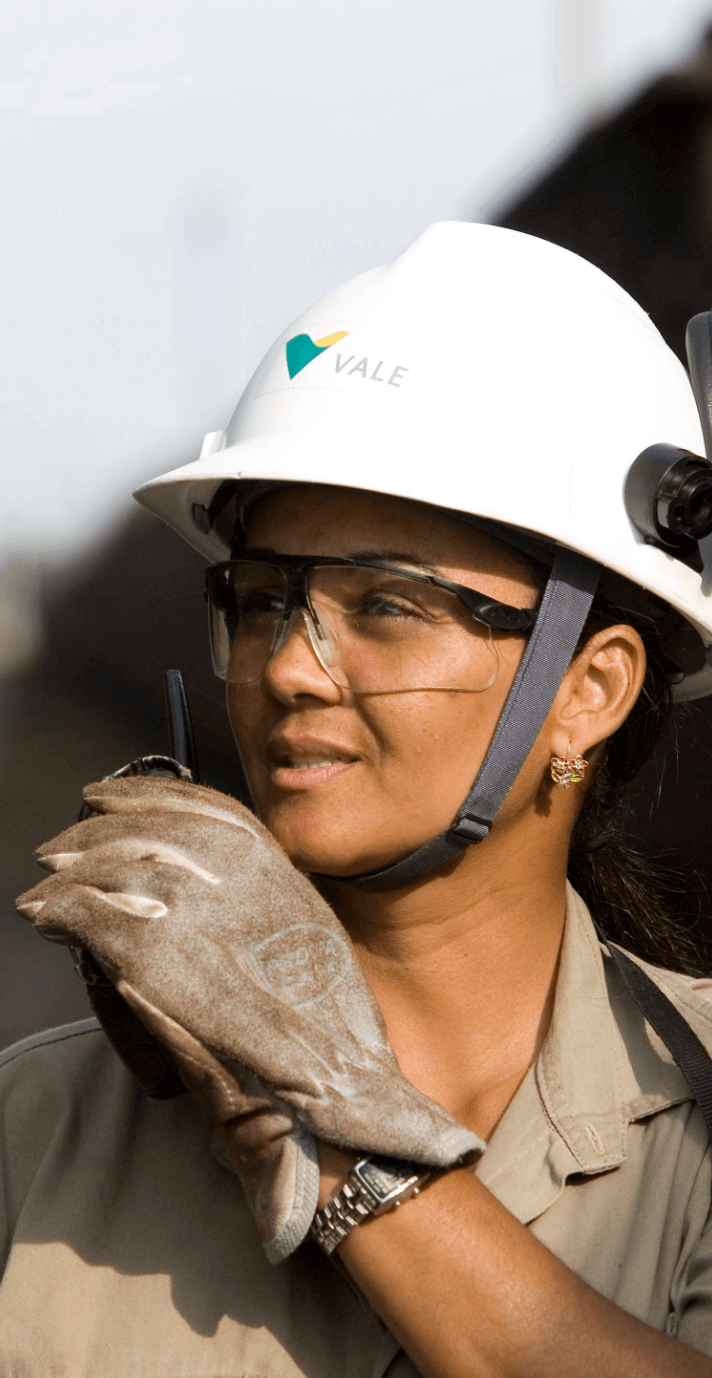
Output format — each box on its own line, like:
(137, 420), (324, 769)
(208, 562), (289, 684)
(208, 562), (501, 694)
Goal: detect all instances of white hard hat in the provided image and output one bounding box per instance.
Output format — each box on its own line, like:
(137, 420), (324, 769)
(136, 222), (712, 888)
(135, 220), (712, 701)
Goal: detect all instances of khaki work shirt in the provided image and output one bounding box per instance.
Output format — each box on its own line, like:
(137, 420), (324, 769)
(1, 885), (712, 1376)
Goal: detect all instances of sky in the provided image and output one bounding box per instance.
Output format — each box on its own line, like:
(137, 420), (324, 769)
(2, 0), (712, 573)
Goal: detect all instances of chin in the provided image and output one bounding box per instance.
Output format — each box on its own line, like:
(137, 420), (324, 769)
(258, 809), (391, 877)
(271, 834), (378, 877)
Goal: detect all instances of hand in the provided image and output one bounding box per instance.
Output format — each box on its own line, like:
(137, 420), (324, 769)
(17, 777), (483, 1261)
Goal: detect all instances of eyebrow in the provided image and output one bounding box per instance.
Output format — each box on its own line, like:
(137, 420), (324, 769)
(242, 546), (440, 574)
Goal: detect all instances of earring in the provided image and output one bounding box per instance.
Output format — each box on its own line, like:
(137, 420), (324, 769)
(550, 744), (589, 788)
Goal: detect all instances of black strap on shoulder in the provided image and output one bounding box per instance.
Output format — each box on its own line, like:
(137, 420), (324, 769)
(603, 938), (712, 1142)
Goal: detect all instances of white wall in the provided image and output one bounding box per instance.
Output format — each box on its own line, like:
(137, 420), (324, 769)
(1, 0), (711, 587)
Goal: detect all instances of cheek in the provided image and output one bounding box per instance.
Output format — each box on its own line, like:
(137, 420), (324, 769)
(226, 686), (268, 771)
(226, 691), (507, 875)
(229, 644), (526, 872)
(374, 694), (489, 799)
(370, 635), (525, 799)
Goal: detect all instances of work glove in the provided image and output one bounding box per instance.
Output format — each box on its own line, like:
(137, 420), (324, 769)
(16, 777), (483, 1262)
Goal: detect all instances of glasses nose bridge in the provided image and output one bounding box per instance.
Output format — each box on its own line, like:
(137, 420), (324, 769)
(282, 562), (312, 614)
(269, 583), (339, 684)
(281, 561), (337, 639)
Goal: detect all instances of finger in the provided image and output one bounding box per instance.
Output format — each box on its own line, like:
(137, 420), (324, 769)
(18, 864), (118, 915)
(35, 812), (164, 865)
(37, 796), (264, 876)
(36, 810), (216, 866)
(16, 872), (68, 917)
(38, 836), (220, 886)
(18, 848), (215, 928)
(82, 776), (264, 840)
(17, 862), (182, 941)
(16, 880), (104, 945)
(21, 864), (207, 947)
(15, 894), (46, 920)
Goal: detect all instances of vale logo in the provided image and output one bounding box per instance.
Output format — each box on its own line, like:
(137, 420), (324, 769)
(286, 331), (348, 379)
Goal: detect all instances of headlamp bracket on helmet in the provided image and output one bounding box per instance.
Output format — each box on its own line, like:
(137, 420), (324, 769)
(623, 309), (712, 569)
(624, 444), (712, 567)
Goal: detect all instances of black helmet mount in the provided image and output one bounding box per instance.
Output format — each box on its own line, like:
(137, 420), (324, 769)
(624, 444), (712, 565)
(625, 311), (712, 567)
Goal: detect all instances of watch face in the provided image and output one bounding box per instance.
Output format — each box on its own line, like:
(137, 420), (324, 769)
(357, 1157), (420, 1201)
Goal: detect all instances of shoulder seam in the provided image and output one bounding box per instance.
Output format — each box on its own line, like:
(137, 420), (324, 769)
(614, 950), (712, 1038)
(0, 1019), (103, 1071)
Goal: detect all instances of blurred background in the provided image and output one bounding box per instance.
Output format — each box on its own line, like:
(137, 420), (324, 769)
(4, 0), (712, 1048)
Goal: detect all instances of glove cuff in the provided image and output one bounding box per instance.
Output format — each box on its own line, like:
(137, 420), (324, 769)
(262, 1131), (320, 1265)
(211, 1125), (321, 1265)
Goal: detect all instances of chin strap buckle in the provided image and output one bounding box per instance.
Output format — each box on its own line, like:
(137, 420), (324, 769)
(450, 813), (491, 844)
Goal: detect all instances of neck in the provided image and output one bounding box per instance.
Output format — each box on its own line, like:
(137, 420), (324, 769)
(319, 819), (569, 1139)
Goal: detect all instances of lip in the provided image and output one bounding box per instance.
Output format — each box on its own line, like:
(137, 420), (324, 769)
(266, 734), (360, 792)
(271, 760), (358, 791)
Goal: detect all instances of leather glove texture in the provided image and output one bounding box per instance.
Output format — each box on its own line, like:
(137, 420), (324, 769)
(17, 777), (483, 1261)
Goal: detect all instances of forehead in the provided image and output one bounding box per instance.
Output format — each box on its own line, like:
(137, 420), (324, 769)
(244, 483), (542, 596)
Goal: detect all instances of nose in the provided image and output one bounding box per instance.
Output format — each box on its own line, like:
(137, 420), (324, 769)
(261, 608), (344, 704)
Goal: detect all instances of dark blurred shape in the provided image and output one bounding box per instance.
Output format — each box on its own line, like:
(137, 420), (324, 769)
(0, 510), (249, 1049)
(493, 26), (712, 965)
(496, 31), (712, 364)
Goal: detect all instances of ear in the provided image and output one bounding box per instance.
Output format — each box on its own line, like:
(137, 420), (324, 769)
(549, 623), (647, 759)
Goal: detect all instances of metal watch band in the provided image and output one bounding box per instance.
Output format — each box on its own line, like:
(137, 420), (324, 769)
(310, 1156), (432, 1256)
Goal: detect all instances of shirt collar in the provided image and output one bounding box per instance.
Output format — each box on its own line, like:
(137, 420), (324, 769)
(476, 883), (691, 1224)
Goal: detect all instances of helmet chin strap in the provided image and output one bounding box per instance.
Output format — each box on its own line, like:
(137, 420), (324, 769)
(318, 549), (601, 892)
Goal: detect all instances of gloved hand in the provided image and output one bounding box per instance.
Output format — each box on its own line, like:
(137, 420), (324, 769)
(16, 777), (483, 1261)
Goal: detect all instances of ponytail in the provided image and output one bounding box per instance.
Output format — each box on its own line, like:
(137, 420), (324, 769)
(567, 594), (707, 976)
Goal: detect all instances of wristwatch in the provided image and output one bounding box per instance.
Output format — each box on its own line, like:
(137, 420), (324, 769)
(310, 1154), (432, 1256)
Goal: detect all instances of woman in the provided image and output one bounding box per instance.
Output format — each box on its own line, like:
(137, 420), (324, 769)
(5, 222), (712, 1375)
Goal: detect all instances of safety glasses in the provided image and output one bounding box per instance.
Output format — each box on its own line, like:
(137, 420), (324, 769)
(205, 555), (533, 695)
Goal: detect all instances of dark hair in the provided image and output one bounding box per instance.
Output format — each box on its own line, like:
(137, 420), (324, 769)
(567, 589), (708, 976)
